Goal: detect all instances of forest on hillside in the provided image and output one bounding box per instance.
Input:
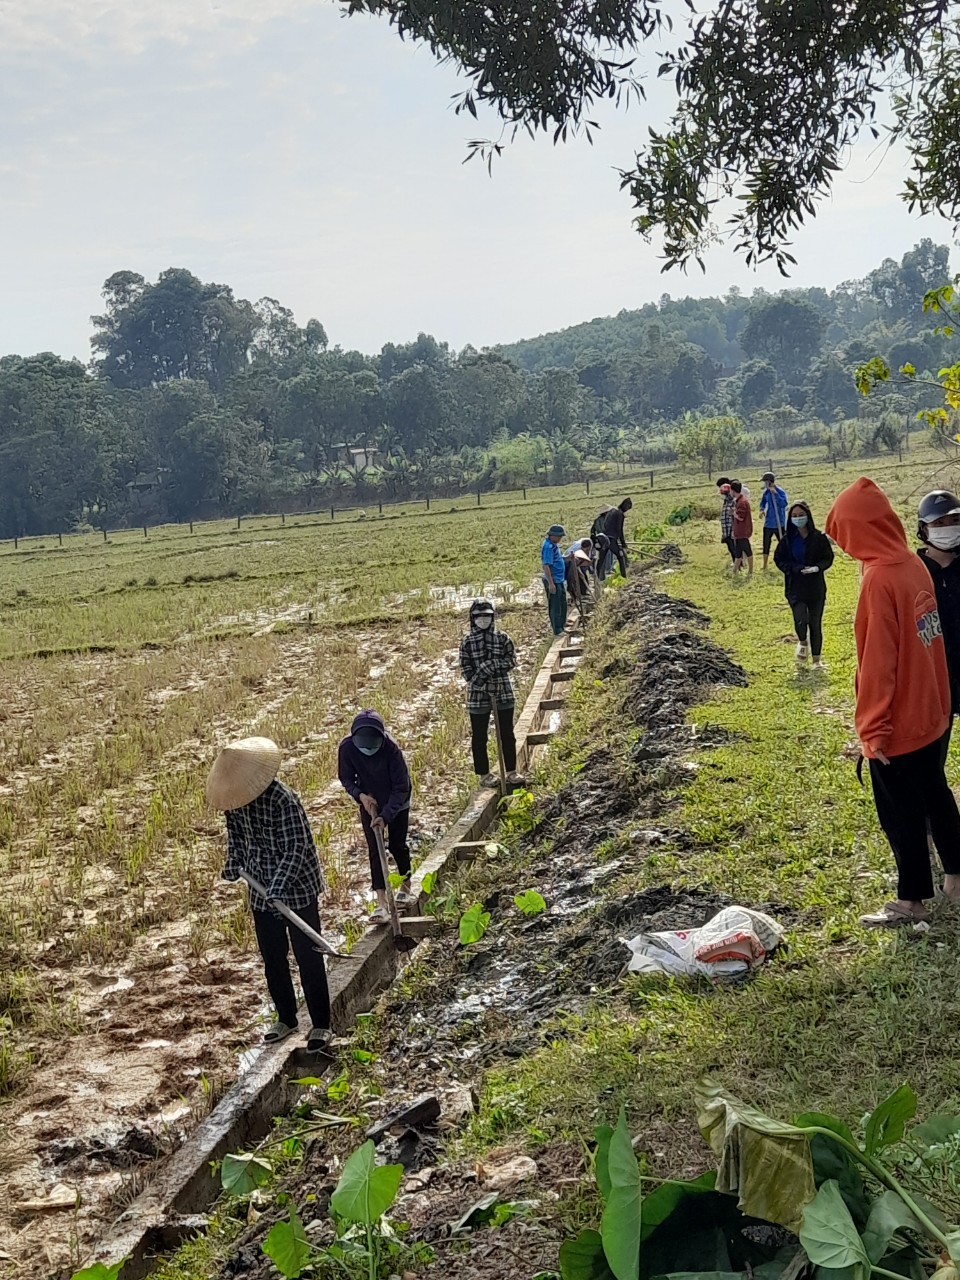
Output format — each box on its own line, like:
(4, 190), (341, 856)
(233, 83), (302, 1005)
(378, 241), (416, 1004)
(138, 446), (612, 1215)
(0, 240), (955, 537)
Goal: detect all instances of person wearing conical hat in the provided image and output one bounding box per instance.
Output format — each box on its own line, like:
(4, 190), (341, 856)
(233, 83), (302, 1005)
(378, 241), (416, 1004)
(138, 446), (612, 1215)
(207, 737), (331, 1051)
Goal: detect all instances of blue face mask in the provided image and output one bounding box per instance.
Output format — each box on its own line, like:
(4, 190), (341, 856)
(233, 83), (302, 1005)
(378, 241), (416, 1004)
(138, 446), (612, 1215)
(355, 738), (382, 756)
(793, 515), (808, 528)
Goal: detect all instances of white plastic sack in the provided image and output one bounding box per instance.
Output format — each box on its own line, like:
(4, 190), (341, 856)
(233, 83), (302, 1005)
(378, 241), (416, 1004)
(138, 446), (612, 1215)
(623, 906), (784, 981)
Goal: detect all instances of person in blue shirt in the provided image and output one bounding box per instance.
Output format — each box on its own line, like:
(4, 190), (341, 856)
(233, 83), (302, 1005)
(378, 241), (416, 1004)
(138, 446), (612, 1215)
(758, 471), (789, 570)
(541, 523), (567, 636)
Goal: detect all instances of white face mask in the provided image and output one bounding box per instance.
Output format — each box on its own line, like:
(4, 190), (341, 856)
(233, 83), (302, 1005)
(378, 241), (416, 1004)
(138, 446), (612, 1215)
(927, 526), (960, 551)
(475, 615), (494, 630)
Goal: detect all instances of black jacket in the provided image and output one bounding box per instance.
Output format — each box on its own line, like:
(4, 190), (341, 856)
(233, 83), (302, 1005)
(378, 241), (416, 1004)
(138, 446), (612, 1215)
(773, 506), (834, 604)
(918, 548), (960, 716)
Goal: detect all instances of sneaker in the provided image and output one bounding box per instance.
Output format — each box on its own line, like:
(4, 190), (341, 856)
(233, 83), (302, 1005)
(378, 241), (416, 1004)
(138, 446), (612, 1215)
(369, 905), (390, 925)
(479, 773), (498, 787)
(505, 771), (526, 786)
(795, 643), (809, 662)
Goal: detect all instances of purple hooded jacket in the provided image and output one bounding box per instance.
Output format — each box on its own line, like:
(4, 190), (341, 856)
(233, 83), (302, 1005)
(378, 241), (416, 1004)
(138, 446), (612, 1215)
(337, 710), (412, 823)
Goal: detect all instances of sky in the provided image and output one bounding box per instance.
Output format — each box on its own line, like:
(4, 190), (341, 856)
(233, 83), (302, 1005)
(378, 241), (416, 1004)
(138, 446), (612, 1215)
(0, 0), (956, 363)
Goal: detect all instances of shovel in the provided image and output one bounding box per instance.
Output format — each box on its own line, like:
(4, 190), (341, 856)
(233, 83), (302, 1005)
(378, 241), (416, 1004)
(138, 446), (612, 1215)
(490, 699), (509, 795)
(372, 823), (416, 952)
(237, 871), (348, 958)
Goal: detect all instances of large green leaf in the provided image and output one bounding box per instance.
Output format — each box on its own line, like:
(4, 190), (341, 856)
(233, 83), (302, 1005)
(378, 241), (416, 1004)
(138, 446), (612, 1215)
(329, 1139), (403, 1225)
(560, 1230), (616, 1280)
(262, 1208), (311, 1279)
(601, 1108), (642, 1280)
(220, 1152), (272, 1196)
(799, 1181), (870, 1277)
(640, 1173), (717, 1243)
(459, 903), (491, 945)
(595, 1125), (614, 1202)
(946, 1230), (960, 1269)
(861, 1190), (926, 1263)
(70, 1265), (126, 1280)
(864, 1085), (917, 1158)
(794, 1113), (857, 1148)
(912, 1116), (960, 1148)
(809, 1134), (871, 1230)
(695, 1079), (816, 1232)
(650, 1273), (754, 1280)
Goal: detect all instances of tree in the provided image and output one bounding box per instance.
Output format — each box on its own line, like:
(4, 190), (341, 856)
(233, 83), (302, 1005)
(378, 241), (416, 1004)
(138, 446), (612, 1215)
(91, 268), (256, 393)
(673, 414), (747, 479)
(343, 1), (960, 270)
(741, 297), (825, 383)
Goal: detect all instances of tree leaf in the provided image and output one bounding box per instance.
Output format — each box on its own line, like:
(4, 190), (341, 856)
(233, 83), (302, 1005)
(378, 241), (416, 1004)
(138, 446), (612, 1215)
(793, 1112), (857, 1148)
(912, 1115), (960, 1148)
(330, 1139), (403, 1224)
(262, 1208), (311, 1279)
(594, 1125), (614, 1202)
(861, 1190), (927, 1263)
(696, 1079), (816, 1231)
(799, 1180), (870, 1276)
(600, 1107), (641, 1280)
(459, 903), (491, 944)
(560, 1229), (616, 1280)
(808, 1134), (870, 1231)
(864, 1085), (917, 1158)
(221, 1152), (272, 1196)
(640, 1172), (717, 1243)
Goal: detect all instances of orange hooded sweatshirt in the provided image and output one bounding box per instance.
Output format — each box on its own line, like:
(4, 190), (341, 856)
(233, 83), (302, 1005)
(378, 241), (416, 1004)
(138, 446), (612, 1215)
(826, 477), (949, 759)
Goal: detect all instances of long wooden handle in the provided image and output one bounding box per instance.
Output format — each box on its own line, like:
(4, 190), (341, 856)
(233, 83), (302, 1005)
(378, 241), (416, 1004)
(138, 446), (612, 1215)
(237, 871), (346, 958)
(373, 825), (404, 939)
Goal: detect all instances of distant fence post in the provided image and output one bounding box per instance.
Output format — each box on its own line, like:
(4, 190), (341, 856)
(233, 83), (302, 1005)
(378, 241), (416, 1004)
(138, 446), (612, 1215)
(189, 521), (194, 534)
(330, 506), (335, 520)
(522, 487), (526, 500)
(281, 512), (285, 525)
(585, 478), (590, 495)
(649, 470), (654, 489)
(103, 528), (107, 542)
(426, 496), (430, 511)
(476, 488), (481, 507)
(13, 536), (17, 549)
(143, 526), (148, 539)
(768, 459), (773, 472)
(237, 515), (241, 530)
(378, 501), (383, 515)
(58, 532), (62, 546)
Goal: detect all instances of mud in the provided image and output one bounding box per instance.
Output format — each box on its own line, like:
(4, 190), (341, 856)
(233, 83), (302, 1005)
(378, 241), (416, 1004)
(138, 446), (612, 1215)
(194, 560), (771, 1280)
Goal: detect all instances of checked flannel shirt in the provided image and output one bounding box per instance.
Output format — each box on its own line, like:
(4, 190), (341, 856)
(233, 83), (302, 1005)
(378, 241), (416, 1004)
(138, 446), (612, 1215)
(222, 780), (324, 911)
(459, 627), (517, 714)
(720, 495), (734, 541)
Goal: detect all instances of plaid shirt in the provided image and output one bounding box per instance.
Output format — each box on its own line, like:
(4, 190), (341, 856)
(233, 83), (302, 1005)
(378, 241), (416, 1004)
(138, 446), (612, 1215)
(459, 626), (517, 713)
(720, 495), (734, 540)
(222, 780), (324, 911)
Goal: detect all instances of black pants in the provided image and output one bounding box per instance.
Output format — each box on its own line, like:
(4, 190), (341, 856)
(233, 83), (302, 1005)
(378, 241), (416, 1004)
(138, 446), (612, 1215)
(762, 526), (783, 555)
(869, 731), (960, 900)
(470, 706), (517, 775)
(609, 539), (628, 577)
(723, 535), (737, 562)
(252, 899), (331, 1030)
(790, 597), (825, 657)
(360, 805), (411, 890)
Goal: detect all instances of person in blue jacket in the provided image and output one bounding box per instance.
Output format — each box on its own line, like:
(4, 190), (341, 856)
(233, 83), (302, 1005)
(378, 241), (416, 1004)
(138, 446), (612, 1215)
(337, 710), (416, 924)
(758, 471), (789, 570)
(541, 523), (567, 636)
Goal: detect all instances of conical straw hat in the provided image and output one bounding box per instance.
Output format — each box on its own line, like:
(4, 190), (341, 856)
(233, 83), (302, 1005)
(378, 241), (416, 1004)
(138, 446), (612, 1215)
(206, 737), (282, 811)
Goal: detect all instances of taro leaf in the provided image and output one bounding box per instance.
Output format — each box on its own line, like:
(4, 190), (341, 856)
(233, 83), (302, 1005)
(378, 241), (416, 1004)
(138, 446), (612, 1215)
(600, 1107), (642, 1280)
(912, 1115), (960, 1148)
(639, 1190), (773, 1280)
(421, 871), (438, 896)
(640, 1173), (717, 1243)
(809, 1134), (871, 1230)
(329, 1139), (403, 1225)
(453, 1192), (500, 1232)
(70, 1265), (126, 1280)
(595, 1125), (614, 1202)
(794, 1112), (857, 1148)
(459, 903), (491, 945)
(861, 1190), (926, 1263)
(799, 1180), (871, 1276)
(947, 1230), (960, 1269)
(864, 1085), (917, 1159)
(560, 1229), (616, 1280)
(262, 1208), (311, 1279)
(515, 889), (547, 916)
(649, 1273), (749, 1280)
(221, 1152), (272, 1196)
(695, 1078), (816, 1232)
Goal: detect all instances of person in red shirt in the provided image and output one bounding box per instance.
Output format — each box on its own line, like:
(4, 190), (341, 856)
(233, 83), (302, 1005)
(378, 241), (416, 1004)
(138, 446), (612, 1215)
(730, 480), (754, 576)
(826, 477), (960, 926)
